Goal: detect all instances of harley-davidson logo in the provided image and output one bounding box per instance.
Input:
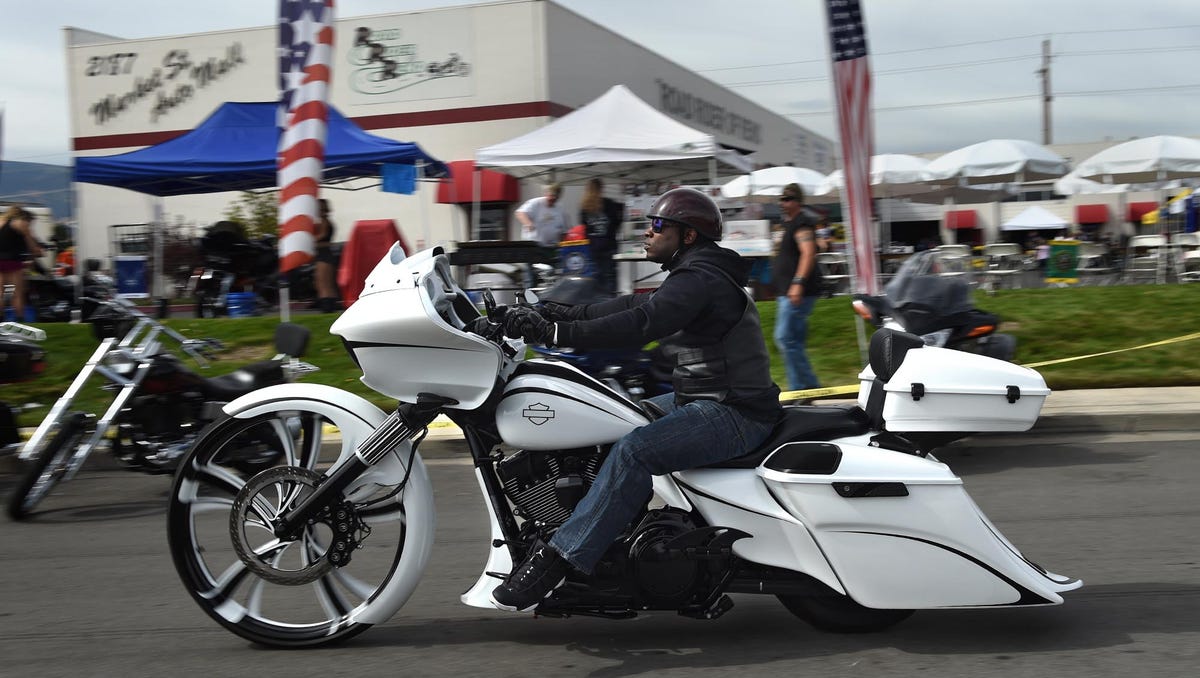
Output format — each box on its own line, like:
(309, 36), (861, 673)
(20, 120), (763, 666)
(522, 402), (555, 426)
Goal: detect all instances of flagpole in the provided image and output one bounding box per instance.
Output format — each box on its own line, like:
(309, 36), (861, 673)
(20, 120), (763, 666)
(277, 0), (334, 321)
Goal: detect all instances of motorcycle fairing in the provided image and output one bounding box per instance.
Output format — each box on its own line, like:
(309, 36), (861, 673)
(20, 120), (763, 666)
(332, 247), (502, 410)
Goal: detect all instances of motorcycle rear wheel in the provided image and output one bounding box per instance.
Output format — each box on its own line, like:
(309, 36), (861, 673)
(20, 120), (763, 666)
(167, 400), (433, 647)
(7, 412), (89, 520)
(777, 591), (914, 633)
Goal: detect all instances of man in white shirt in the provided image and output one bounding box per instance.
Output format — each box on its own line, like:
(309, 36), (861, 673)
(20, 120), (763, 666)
(515, 183), (568, 286)
(515, 183), (567, 247)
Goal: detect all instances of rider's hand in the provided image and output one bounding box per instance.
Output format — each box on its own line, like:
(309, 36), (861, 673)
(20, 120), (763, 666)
(535, 301), (574, 321)
(504, 306), (556, 346)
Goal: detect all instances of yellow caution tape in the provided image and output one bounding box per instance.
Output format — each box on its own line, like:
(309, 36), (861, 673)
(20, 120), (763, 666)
(779, 383), (860, 402)
(1022, 331), (1200, 368)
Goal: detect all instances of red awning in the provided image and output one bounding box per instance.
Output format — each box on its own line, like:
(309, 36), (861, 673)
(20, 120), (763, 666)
(436, 160), (520, 204)
(1126, 201), (1159, 222)
(1075, 204), (1109, 224)
(944, 209), (977, 229)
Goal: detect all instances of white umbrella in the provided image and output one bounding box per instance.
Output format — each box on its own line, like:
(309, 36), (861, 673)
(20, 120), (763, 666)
(926, 138), (1070, 185)
(815, 153), (934, 199)
(720, 166), (827, 199)
(1074, 135), (1200, 184)
(1053, 170), (1129, 195)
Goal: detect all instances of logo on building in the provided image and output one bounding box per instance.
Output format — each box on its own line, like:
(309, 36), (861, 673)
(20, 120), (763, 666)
(348, 26), (471, 96)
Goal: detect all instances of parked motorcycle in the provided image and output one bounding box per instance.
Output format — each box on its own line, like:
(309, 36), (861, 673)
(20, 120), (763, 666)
(188, 222), (281, 318)
(0, 321), (47, 457)
(24, 256), (115, 322)
(165, 245), (1078, 648)
(6, 297), (318, 520)
(852, 249), (1017, 361)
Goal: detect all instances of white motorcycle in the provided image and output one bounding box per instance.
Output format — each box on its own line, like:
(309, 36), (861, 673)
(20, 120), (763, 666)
(166, 245), (1080, 648)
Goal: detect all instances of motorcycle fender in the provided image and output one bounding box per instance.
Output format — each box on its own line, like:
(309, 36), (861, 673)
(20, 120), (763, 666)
(222, 383), (437, 625)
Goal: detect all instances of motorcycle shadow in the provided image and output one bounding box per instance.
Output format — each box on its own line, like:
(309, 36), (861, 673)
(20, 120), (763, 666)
(4, 499), (165, 523)
(350, 582), (1196, 671)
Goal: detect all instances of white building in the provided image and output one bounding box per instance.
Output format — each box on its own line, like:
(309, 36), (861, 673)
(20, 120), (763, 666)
(65, 0), (834, 264)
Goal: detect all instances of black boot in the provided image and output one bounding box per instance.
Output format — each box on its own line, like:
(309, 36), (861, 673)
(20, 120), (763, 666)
(490, 540), (571, 612)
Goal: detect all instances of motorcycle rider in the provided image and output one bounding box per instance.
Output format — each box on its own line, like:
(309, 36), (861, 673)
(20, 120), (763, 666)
(492, 187), (782, 611)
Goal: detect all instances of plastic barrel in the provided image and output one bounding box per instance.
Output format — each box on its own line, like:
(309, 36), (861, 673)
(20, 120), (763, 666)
(226, 292), (257, 318)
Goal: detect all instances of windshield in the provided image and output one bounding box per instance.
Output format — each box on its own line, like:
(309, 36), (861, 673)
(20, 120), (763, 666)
(883, 250), (975, 316)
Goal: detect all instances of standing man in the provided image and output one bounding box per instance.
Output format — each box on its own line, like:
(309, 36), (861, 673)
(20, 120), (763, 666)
(579, 178), (625, 296)
(490, 188), (781, 612)
(771, 183), (822, 392)
(515, 183), (568, 287)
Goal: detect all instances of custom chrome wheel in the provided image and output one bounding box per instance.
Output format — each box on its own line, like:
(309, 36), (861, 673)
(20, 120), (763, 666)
(166, 395), (434, 647)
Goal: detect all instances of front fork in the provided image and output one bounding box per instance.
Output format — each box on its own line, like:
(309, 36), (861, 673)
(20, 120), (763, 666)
(271, 394), (454, 540)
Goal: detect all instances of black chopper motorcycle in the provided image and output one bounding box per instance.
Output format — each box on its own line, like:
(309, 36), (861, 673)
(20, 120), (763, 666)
(6, 297), (318, 520)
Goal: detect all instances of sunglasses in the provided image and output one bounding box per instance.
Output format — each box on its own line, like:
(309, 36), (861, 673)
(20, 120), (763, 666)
(779, 196), (796, 203)
(648, 216), (686, 233)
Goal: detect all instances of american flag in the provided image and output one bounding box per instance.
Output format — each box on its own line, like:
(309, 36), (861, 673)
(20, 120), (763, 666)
(825, 0), (879, 295)
(277, 0), (334, 273)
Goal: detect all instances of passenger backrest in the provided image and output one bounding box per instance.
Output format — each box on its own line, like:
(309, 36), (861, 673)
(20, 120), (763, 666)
(865, 329), (926, 429)
(274, 322), (310, 358)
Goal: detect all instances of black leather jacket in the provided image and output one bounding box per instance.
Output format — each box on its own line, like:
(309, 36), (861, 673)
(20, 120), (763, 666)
(552, 242), (781, 422)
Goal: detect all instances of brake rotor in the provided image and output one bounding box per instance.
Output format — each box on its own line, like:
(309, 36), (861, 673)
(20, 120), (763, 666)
(229, 466), (336, 586)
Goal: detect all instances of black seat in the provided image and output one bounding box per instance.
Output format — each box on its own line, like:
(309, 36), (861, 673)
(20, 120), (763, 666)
(199, 360), (285, 400)
(704, 405), (871, 469)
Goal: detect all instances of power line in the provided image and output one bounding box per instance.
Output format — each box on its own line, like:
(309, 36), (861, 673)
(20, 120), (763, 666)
(723, 54), (1040, 88)
(783, 83), (1200, 117)
(697, 23), (1200, 73)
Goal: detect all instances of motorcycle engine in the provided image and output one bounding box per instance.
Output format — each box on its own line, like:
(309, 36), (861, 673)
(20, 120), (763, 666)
(496, 447), (606, 525)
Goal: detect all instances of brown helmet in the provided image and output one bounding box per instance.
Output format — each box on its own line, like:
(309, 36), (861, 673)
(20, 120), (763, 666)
(647, 188), (723, 241)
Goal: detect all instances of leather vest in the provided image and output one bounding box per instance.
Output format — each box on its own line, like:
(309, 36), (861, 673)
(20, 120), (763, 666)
(663, 263), (777, 411)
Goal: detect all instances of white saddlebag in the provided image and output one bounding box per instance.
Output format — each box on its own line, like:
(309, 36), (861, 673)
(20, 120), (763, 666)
(858, 346), (1049, 432)
(758, 441), (1079, 609)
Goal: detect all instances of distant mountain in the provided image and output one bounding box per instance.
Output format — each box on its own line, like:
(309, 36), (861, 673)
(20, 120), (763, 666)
(0, 161), (73, 221)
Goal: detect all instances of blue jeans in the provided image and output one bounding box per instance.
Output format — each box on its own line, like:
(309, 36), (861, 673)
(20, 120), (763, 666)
(774, 295), (820, 391)
(549, 392), (776, 574)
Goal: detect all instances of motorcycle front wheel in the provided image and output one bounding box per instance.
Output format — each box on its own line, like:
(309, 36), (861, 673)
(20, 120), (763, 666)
(166, 399), (435, 647)
(7, 412), (89, 520)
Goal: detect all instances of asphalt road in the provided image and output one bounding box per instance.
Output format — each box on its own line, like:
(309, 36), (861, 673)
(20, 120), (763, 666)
(1, 430), (1197, 678)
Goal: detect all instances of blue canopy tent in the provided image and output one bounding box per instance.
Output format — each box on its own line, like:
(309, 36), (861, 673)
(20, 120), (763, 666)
(75, 101), (448, 196)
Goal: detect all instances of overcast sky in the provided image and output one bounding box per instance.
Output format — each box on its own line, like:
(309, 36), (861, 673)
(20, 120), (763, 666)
(2, 0), (1197, 167)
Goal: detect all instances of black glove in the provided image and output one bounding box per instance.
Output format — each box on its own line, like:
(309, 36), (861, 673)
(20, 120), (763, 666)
(535, 301), (574, 321)
(504, 306), (556, 346)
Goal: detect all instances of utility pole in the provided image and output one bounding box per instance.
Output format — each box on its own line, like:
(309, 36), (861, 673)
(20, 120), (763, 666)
(1038, 38), (1052, 144)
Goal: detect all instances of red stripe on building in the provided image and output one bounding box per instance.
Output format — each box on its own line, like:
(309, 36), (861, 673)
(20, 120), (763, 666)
(73, 100), (574, 151)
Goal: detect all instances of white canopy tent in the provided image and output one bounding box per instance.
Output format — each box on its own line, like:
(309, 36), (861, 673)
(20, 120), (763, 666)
(1001, 205), (1069, 231)
(474, 84), (752, 183)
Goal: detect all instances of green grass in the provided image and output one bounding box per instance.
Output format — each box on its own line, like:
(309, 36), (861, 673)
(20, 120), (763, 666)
(10, 283), (1200, 421)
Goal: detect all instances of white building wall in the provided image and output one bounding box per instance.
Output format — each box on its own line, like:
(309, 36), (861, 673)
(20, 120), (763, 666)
(64, 0), (835, 268)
